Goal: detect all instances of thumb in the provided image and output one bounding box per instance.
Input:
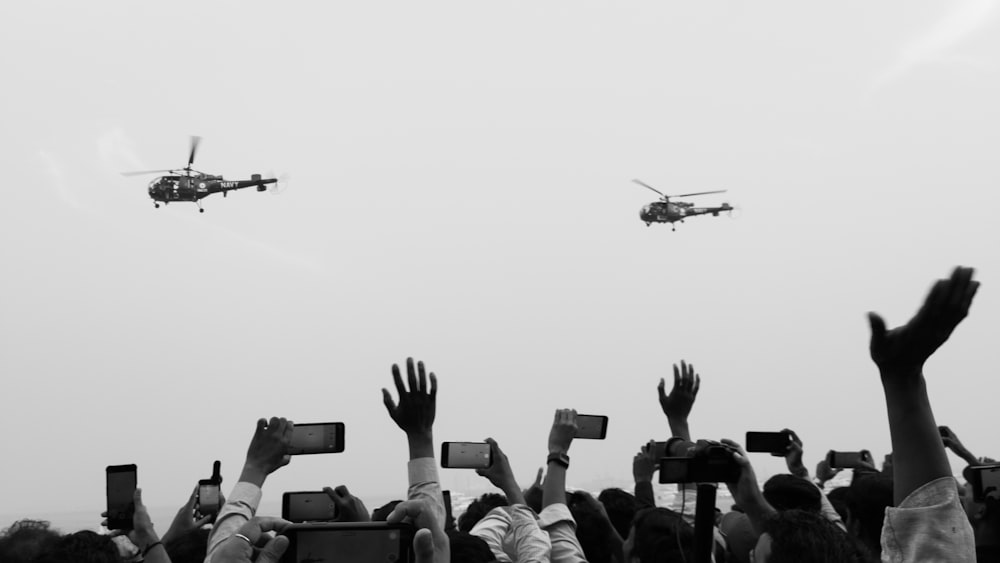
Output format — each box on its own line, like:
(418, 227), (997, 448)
(255, 535), (289, 563)
(867, 312), (887, 344)
(133, 488), (144, 508)
(413, 528), (435, 563)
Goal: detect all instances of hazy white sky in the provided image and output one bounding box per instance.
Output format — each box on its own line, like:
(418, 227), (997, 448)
(2, 1), (999, 521)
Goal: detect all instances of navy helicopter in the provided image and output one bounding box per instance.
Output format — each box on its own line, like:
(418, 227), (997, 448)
(122, 136), (278, 212)
(633, 179), (733, 230)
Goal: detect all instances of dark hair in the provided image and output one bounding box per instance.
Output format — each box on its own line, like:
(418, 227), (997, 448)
(631, 507), (695, 563)
(446, 529), (497, 562)
(567, 491), (619, 563)
(0, 519), (62, 563)
(371, 500), (404, 522)
(762, 474), (822, 513)
(598, 488), (640, 540)
(457, 493), (508, 533)
(164, 527), (210, 563)
(37, 530), (122, 563)
(760, 509), (871, 563)
(846, 474), (893, 551)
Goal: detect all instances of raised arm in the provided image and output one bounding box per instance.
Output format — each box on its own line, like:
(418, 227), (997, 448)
(940, 426), (982, 468)
(721, 440), (777, 538)
(867, 266), (979, 504)
(540, 408), (586, 563)
(658, 360), (700, 442)
(382, 357), (445, 524)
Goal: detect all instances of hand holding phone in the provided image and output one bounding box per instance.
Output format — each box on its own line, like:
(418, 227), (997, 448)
(968, 464), (1000, 502)
(826, 450), (876, 470)
(282, 523), (416, 563)
(745, 431), (793, 456)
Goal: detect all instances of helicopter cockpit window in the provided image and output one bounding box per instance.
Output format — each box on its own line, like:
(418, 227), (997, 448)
(641, 204), (652, 214)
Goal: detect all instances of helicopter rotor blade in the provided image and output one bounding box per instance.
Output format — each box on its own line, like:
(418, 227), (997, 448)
(632, 179), (665, 197)
(120, 169), (175, 177)
(187, 135), (201, 170)
(670, 189), (727, 198)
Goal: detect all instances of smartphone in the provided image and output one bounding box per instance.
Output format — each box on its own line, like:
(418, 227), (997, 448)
(281, 522), (415, 563)
(440, 442), (492, 469)
(745, 431), (793, 456)
(282, 491), (339, 523)
(197, 480), (221, 518)
(968, 464), (1000, 503)
(659, 455), (741, 484)
(827, 451), (867, 469)
(576, 414), (609, 440)
(106, 464), (137, 530)
(289, 423), (345, 455)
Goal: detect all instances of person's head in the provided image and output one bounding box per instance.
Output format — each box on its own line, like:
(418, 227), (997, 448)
(371, 499), (404, 522)
(446, 529), (496, 562)
(845, 473), (893, 553)
(164, 526), (210, 563)
(36, 530), (121, 563)
(598, 488), (641, 541)
(0, 519), (61, 563)
(457, 493), (507, 532)
(753, 509), (870, 563)
(623, 507), (694, 563)
(762, 474), (822, 513)
(567, 491), (620, 563)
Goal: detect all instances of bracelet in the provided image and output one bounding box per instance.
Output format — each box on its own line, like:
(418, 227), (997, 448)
(546, 452), (570, 469)
(142, 541), (163, 557)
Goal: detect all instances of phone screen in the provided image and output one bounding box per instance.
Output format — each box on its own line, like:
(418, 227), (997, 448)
(198, 482), (221, 516)
(106, 465), (137, 530)
(441, 442), (492, 469)
(745, 432), (792, 455)
(284, 523), (414, 563)
(658, 458), (691, 484)
(828, 451), (864, 469)
(283, 491), (338, 523)
(576, 415), (608, 440)
(972, 464), (1000, 502)
(289, 423), (345, 455)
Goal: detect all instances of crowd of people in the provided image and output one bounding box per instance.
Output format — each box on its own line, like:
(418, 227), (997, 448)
(0, 266), (995, 562)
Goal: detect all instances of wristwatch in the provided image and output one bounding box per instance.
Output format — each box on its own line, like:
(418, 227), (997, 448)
(547, 452), (570, 469)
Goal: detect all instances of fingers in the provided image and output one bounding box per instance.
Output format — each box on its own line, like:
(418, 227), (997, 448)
(193, 514), (213, 528)
(255, 535), (290, 563)
(391, 363), (406, 398)
(658, 377), (667, 402)
(133, 488), (144, 508)
(429, 373), (438, 399)
(533, 467), (544, 487)
(672, 365), (681, 391)
(406, 357), (418, 395)
(417, 360), (427, 394)
(867, 312), (887, 345)
(413, 528), (436, 563)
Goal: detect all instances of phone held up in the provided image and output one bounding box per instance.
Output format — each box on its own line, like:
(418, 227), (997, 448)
(575, 414), (609, 440)
(106, 464), (137, 531)
(745, 431), (793, 456)
(826, 450), (870, 469)
(289, 422), (346, 455)
(440, 442), (492, 469)
(281, 522), (415, 563)
(968, 464), (1000, 503)
(195, 460), (222, 519)
(659, 442), (741, 484)
(282, 491), (338, 523)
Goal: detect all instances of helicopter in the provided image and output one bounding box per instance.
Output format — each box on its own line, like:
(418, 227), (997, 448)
(633, 179), (733, 230)
(122, 136), (278, 212)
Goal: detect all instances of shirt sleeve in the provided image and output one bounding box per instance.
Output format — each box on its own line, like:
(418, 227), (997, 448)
(538, 503), (586, 563)
(407, 457), (446, 527)
(204, 481), (262, 563)
(509, 504), (551, 563)
(880, 476), (976, 563)
(470, 507), (515, 563)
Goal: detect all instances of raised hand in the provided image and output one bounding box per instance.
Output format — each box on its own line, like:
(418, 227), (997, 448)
(387, 499), (450, 563)
(939, 425), (979, 465)
(868, 266), (979, 377)
(720, 439), (776, 536)
(213, 517), (291, 563)
(633, 441), (659, 484)
(162, 485), (215, 545)
(548, 409), (578, 456)
(815, 456), (842, 486)
(476, 438), (525, 505)
(658, 360), (700, 422)
(322, 485), (371, 523)
(128, 489), (161, 554)
(383, 358), (437, 436)
(782, 429), (808, 479)
(240, 417), (293, 487)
